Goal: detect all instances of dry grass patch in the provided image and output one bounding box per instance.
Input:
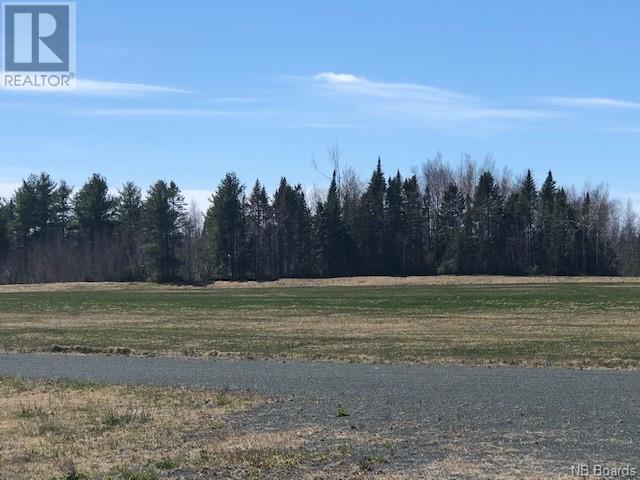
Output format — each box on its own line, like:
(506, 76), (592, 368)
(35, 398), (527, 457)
(212, 275), (640, 289)
(0, 376), (259, 479)
(2, 275), (640, 293)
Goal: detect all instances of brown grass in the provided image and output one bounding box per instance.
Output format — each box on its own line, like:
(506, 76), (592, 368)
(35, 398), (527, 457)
(2, 275), (640, 293)
(0, 377), (259, 479)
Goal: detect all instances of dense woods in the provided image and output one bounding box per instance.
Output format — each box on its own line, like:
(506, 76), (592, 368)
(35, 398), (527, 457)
(0, 154), (638, 283)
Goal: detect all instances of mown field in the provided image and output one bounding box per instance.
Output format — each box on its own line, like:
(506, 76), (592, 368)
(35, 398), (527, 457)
(1, 277), (640, 368)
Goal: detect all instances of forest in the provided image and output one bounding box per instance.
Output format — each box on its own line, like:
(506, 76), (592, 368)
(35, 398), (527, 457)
(0, 153), (638, 283)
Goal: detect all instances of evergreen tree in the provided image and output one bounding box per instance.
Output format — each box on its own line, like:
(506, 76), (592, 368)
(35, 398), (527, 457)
(471, 172), (503, 273)
(52, 180), (73, 239)
(143, 180), (186, 282)
(515, 170), (538, 273)
(34, 173), (56, 239)
(115, 182), (143, 280)
(552, 188), (575, 274)
(246, 180), (270, 280)
(11, 175), (38, 278)
(291, 185), (313, 276)
(0, 200), (10, 263)
(74, 174), (114, 243)
(384, 171), (406, 275)
(205, 173), (245, 280)
(436, 184), (464, 273)
(316, 171), (346, 276)
(403, 175), (425, 275)
(538, 171), (556, 274)
(357, 158), (386, 274)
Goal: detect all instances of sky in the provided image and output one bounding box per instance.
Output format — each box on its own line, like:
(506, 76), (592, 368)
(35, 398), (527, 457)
(1, 0), (640, 210)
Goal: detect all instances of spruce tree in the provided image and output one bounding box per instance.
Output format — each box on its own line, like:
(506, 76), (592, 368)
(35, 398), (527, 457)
(357, 158), (386, 274)
(115, 182), (143, 280)
(316, 171), (346, 276)
(539, 171), (556, 274)
(204, 173), (245, 280)
(246, 180), (270, 280)
(143, 180), (186, 282)
(472, 172), (503, 273)
(74, 174), (114, 244)
(384, 171), (406, 275)
(403, 175), (425, 275)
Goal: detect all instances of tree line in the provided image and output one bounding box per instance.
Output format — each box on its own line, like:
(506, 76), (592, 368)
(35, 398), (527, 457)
(0, 154), (638, 283)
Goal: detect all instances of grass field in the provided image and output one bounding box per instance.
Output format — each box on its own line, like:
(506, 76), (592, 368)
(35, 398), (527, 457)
(2, 277), (640, 368)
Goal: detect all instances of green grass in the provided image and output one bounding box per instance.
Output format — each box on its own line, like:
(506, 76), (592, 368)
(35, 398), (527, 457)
(2, 281), (640, 367)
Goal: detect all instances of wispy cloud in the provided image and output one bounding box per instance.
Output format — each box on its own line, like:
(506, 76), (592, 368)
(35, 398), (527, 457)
(75, 79), (190, 95)
(540, 96), (640, 109)
(311, 72), (556, 123)
(313, 72), (470, 104)
(84, 108), (245, 117)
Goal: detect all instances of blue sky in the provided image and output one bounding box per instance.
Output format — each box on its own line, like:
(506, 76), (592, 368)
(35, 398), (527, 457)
(1, 0), (640, 209)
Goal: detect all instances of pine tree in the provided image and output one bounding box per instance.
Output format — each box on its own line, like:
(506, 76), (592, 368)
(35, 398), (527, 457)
(384, 171), (406, 275)
(0, 200), (10, 264)
(357, 158), (386, 274)
(52, 180), (73, 239)
(316, 171), (346, 276)
(74, 174), (114, 244)
(518, 170), (538, 272)
(436, 184), (464, 273)
(246, 180), (270, 280)
(553, 188), (575, 274)
(115, 182), (143, 280)
(143, 180), (186, 282)
(34, 173), (56, 239)
(12, 175), (39, 279)
(291, 185), (313, 276)
(471, 172), (503, 273)
(538, 171), (556, 274)
(403, 175), (425, 275)
(204, 173), (245, 280)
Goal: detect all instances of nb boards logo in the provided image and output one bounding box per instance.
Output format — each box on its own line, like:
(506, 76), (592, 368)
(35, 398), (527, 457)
(2, 2), (76, 90)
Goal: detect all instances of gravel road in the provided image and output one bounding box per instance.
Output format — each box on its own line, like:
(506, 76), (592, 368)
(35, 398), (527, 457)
(1, 353), (638, 477)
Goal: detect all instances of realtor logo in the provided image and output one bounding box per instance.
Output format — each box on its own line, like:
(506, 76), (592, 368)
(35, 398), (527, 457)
(2, 2), (76, 90)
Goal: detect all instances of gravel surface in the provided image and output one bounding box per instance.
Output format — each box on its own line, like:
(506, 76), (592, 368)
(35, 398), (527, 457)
(1, 353), (638, 477)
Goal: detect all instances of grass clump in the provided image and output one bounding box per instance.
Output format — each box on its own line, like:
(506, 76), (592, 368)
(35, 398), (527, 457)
(154, 457), (179, 469)
(113, 466), (158, 480)
(359, 454), (388, 471)
(17, 403), (45, 419)
(100, 407), (150, 427)
(336, 406), (350, 417)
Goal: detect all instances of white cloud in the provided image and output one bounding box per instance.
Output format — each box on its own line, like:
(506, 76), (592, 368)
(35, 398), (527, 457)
(311, 72), (556, 123)
(313, 72), (470, 104)
(540, 96), (640, 109)
(75, 79), (190, 95)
